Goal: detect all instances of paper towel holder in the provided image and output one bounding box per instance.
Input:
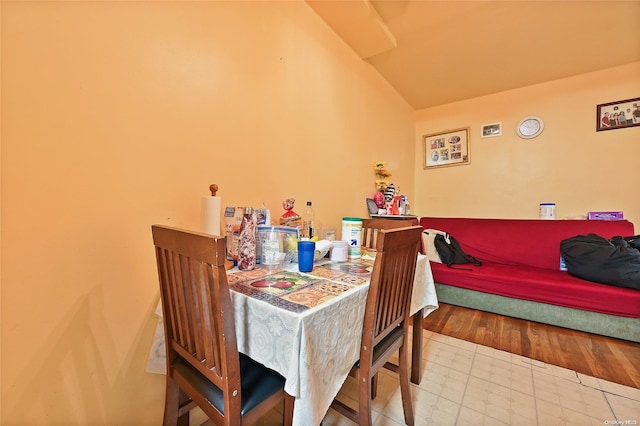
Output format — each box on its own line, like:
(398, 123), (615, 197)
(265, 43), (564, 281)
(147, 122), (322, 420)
(209, 184), (218, 196)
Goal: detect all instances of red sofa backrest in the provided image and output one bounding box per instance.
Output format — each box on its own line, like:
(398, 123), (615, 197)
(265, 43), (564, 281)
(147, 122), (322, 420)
(419, 217), (635, 270)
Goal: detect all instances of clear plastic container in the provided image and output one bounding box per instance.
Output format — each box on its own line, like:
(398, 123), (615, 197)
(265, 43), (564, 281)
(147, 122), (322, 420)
(256, 226), (299, 265)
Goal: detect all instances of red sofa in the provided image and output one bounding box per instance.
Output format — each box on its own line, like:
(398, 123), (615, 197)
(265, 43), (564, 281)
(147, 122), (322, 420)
(419, 217), (640, 341)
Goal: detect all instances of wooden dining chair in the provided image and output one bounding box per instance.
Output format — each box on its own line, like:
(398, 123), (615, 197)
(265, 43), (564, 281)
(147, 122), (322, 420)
(331, 225), (423, 426)
(361, 217), (421, 396)
(361, 218), (418, 250)
(152, 225), (294, 426)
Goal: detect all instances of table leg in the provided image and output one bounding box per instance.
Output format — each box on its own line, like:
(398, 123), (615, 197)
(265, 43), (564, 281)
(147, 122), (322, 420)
(411, 309), (423, 384)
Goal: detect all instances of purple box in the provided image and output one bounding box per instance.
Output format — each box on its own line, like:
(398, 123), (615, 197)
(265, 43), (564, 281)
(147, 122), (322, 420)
(588, 211), (624, 221)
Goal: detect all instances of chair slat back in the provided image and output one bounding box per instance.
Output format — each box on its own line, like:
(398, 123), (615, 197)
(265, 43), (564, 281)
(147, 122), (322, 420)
(362, 226), (422, 350)
(152, 225), (240, 395)
(361, 218), (417, 249)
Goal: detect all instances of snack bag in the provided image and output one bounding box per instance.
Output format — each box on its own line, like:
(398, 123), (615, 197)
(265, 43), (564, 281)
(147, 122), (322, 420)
(224, 206), (246, 261)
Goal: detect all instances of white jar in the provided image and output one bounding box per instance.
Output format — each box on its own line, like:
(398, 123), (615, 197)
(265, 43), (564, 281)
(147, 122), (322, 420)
(539, 203), (556, 220)
(330, 241), (349, 262)
(341, 217), (362, 258)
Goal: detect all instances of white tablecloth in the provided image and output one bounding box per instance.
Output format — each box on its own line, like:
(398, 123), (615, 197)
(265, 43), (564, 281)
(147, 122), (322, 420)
(147, 254), (438, 426)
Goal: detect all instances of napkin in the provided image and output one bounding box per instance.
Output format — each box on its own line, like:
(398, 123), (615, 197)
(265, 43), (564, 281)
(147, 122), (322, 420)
(315, 240), (333, 256)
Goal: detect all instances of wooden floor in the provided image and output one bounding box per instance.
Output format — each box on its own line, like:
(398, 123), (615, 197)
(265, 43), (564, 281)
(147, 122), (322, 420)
(421, 303), (640, 389)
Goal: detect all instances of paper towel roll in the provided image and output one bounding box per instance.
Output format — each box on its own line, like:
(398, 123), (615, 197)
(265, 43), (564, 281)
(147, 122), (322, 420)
(201, 196), (221, 236)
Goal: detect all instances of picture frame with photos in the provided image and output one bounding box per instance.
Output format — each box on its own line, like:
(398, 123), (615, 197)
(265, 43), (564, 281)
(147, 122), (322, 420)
(423, 127), (470, 169)
(596, 97), (640, 131)
(480, 122), (502, 138)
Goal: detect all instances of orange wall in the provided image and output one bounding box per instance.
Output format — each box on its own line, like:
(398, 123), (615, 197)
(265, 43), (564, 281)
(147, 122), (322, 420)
(1, 2), (414, 424)
(2, 1), (639, 424)
(414, 62), (640, 226)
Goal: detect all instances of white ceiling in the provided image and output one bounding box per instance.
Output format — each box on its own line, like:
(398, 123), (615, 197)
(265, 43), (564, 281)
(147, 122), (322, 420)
(305, 0), (640, 110)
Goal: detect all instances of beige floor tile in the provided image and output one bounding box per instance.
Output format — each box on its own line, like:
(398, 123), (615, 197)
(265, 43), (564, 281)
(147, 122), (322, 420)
(462, 376), (537, 426)
(470, 352), (534, 395)
(475, 344), (533, 368)
(422, 338), (475, 375)
(532, 361), (581, 383)
(196, 331), (637, 426)
(456, 406), (509, 426)
(373, 413), (404, 426)
(535, 398), (608, 426)
(534, 371), (613, 419)
(598, 377), (640, 401)
(605, 392), (640, 423)
(418, 360), (469, 404)
(383, 386), (459, 426)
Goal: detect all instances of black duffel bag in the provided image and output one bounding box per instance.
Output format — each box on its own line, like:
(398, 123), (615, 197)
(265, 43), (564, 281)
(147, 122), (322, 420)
(560, 233), (640, 290)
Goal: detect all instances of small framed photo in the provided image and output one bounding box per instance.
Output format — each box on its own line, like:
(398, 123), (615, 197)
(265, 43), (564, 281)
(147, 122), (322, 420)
(596, 97), (640, 131)
(423, 127), (470, 169)
(480, 122), (502, 138)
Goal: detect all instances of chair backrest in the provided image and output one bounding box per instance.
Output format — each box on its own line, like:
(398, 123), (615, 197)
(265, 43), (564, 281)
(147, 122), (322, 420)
(152, 225), (241, 414)
(361, 226), (423, 358)
(361, 218), (418, 249)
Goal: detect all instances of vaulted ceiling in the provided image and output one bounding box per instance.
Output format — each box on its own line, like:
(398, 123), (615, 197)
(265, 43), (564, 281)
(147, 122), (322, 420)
(305, 0), (640, 110)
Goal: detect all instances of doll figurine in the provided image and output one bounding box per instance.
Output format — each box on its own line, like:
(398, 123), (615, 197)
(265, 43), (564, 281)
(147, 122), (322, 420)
(279, 198), (302, 228)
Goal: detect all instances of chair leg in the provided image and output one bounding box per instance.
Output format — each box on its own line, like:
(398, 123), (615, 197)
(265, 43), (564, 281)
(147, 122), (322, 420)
(163, 377), (180, 426)
(398, 344), (415, 426)
(411, 309), (424, 385)
(358, 376), (373, 426)
(283, 393), (294, 426)
(177, 389), (191, 426)
(371, 373), (378, 399)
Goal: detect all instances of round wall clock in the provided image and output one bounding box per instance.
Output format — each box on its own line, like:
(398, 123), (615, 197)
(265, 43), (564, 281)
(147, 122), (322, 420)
(516, 116), (544, 139)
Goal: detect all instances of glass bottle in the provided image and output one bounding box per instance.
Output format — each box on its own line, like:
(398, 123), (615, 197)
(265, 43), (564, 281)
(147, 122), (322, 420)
(303, 201), (315, 239)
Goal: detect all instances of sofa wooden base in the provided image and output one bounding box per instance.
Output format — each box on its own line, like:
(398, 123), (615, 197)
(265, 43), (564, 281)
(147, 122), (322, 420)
(434, 283), (640, 343)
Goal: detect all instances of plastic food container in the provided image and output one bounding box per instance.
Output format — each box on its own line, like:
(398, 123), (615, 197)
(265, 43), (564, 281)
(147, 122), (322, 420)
(257, 226), (299, 265)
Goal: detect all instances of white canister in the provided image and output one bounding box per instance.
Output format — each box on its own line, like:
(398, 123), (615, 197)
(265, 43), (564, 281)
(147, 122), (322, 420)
(539, 203), (556, 220)
(341, 217), (363, 258)
(330, 240), (349, 262)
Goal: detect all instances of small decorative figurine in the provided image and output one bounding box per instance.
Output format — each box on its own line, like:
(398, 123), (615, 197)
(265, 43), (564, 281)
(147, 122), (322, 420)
(373, 191), (385, 209)
(390, 195), (403, 215)
(383, 183), (396, 203)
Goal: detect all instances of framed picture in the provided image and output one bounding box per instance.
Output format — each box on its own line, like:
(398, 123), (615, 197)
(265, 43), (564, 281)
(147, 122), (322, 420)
(423, 127), (470, 169)
(596, 97), (640, 131)
(480, 122), (502, 138)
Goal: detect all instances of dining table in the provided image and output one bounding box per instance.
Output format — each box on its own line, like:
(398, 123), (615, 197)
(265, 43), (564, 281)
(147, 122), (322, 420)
(147, 254), (438, 426)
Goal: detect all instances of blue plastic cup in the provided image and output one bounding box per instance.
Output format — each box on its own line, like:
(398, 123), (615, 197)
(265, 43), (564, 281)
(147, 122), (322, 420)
(297, 241), (316, 273)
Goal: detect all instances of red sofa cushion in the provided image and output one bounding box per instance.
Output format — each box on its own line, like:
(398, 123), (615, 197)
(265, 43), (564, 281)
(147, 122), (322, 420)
(430, 262), (640, 317)
(419, 217), (640, 318)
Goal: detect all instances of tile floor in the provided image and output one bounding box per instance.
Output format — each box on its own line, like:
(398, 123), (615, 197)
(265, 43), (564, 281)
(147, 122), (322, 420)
(200, 329), (640, 426)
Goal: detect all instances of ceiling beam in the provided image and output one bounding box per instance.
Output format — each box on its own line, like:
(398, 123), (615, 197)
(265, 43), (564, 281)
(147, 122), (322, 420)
(305, 0), (396, 59)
